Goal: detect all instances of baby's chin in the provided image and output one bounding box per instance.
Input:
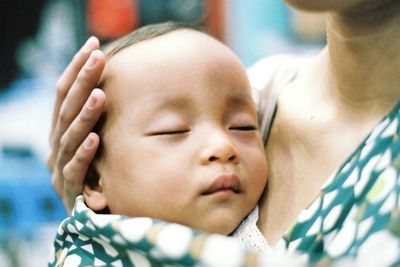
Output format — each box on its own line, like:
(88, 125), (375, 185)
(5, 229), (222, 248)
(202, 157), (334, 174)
(106, 205), (246, 235)
(168, 206), (252, 235)
(181, 211), (246, 236)
(193, 222), (239, 236)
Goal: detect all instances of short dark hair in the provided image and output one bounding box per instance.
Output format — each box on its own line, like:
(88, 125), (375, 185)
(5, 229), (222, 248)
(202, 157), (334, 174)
(85, 21), (202, 190)
(103, 21), (201, 59)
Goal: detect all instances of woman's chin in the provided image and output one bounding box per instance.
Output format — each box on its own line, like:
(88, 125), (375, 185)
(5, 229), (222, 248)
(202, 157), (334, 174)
(284, 0), (364, 12)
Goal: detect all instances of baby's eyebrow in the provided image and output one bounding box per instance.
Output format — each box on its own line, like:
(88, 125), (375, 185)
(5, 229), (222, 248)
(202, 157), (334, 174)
(226, 93), (256, 109)
(144, 95), (194, 113)
(139, 91), (256, 117)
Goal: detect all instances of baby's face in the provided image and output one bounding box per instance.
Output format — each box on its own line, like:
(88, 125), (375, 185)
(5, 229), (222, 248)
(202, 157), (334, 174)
(95, 30), (267, 234)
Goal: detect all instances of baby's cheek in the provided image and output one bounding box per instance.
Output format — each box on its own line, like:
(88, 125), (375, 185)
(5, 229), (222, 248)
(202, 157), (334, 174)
(253, 156), (268, 195)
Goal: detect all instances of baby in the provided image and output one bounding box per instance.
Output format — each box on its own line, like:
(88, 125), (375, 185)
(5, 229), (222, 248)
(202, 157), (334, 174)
(82, 21), (268, 235)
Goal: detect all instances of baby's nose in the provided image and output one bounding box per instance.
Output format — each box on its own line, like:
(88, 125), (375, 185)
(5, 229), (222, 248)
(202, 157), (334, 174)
(200, 132), (239, 165)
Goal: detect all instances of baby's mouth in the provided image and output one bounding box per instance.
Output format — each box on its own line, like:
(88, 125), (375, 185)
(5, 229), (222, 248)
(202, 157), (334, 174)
(202, 174), (241, 195)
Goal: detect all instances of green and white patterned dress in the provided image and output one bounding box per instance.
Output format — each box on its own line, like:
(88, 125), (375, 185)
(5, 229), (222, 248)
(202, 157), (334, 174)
(49, 55), (400, 266)
(284, 101), (400, 266)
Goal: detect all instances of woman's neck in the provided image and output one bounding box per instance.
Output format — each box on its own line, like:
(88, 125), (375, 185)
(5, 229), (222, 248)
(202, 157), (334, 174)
(323, 1), (400, 114)
(257, 2), (400, 245)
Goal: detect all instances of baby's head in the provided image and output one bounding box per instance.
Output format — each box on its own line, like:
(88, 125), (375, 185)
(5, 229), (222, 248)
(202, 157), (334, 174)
(84, 22), (267, 235)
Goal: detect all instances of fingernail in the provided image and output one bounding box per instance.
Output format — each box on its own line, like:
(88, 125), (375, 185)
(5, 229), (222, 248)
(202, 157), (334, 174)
(87, 95), (97, 109)
(86, 53), (97, 69)
(84, 135), (94, 150)
(83, 36), (96, 52)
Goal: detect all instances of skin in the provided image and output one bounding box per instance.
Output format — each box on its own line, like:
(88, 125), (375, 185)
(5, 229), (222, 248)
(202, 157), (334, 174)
(284, 0), (395, 12)
(48, 37), (106, 211)
(258, 0), (400, 243)
(48, 0), (400, 244)
(84, 30), (267, 235)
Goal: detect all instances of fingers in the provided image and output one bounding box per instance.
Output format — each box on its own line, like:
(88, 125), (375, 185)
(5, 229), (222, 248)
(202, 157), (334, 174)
(48, 88), (105, 170)
(50, 37), (100, 140)
(48, 51), (105, 173)
(47, 36), (106, 214)
(60, 133), (100, 212)
(56, 89), (106, 169)
(49, 89), (105, 213)
(51, 50), (105, 150)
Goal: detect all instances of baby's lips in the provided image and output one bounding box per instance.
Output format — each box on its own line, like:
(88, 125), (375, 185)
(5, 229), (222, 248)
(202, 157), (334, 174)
(202, 174), (241, 195)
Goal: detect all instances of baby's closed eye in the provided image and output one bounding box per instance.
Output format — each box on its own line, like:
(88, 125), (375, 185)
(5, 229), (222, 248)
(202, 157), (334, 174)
(229, 125), (258, 131)
(148, 128), (190, 136)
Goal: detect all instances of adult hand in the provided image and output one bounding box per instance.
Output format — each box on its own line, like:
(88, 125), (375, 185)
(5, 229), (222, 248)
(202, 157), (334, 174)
(47, 37), (106, 213)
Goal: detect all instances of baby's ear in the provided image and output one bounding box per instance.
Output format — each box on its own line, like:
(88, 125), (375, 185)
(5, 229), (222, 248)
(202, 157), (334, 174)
(83, 181), (108, 211)
(83, 164), (108, 212)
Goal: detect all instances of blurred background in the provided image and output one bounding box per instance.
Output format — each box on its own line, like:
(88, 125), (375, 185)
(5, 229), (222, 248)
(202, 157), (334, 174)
(0, 0), (325, 266)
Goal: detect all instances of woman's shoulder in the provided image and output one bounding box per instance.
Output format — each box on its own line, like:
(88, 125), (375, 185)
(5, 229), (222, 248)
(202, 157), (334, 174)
(247, 54), (311, 143)
(247, 53), (310, 93)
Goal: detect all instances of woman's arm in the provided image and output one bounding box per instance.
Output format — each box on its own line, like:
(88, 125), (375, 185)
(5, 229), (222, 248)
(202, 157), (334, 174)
(47, 36), (106, 213)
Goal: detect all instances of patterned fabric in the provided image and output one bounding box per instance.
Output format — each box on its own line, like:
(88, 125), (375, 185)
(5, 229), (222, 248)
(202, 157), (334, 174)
(49, 195), (261, 267)
(49, 195), (302, 267)
(49, 102), (400, 266)
(284, 101), (400, 266)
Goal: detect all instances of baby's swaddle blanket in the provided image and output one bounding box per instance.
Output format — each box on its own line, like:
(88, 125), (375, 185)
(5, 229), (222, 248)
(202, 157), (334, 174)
(49, 195), (279, 267)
